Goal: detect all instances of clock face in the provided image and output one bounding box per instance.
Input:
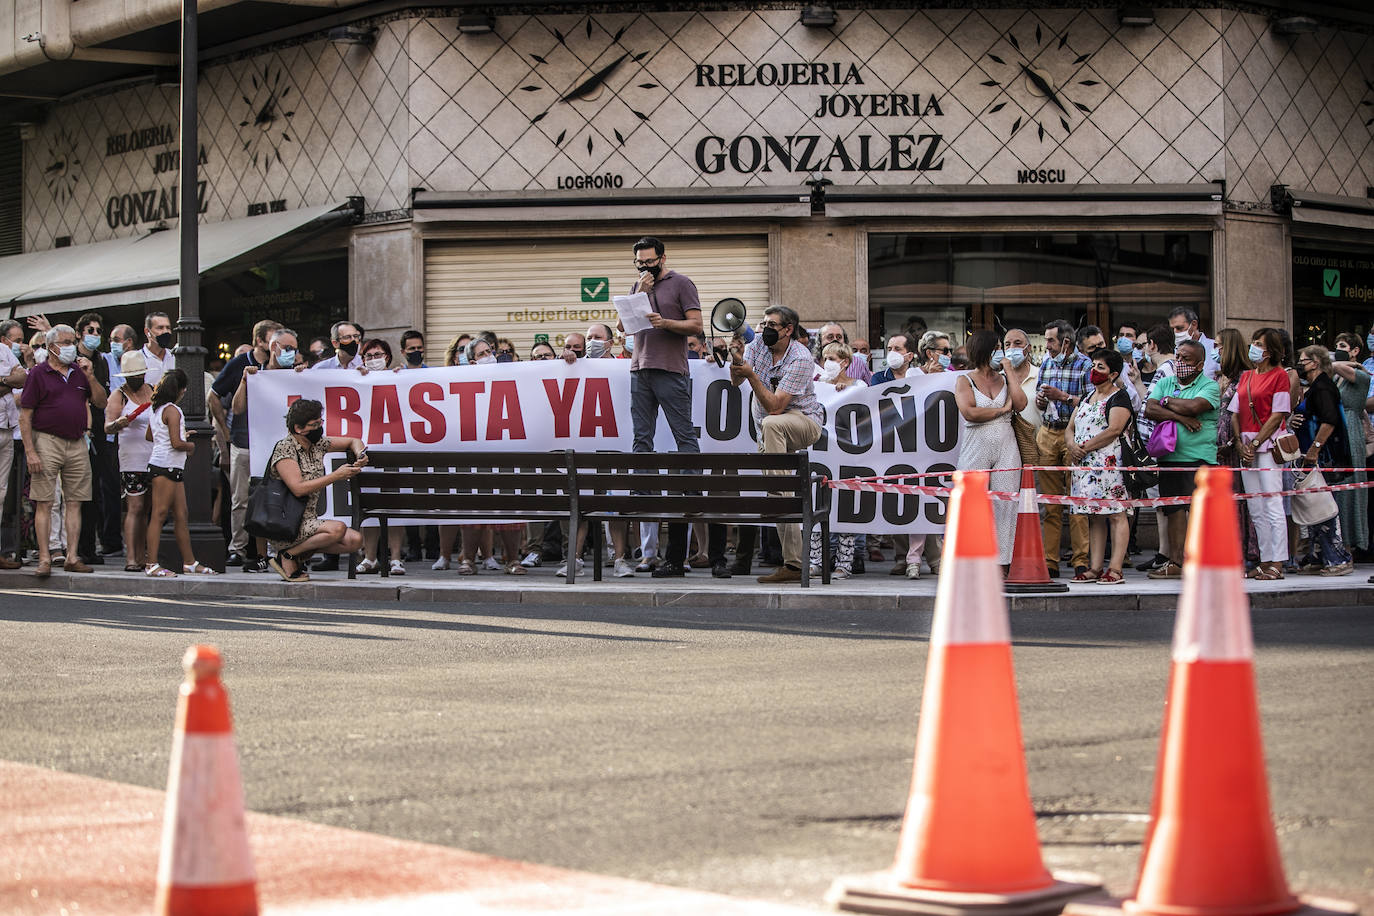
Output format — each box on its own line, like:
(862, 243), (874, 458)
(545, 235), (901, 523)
(980, 22), (1106, 143)
(518, 18), (657, 157)
(1362, 78), (1373, 129)
(237, 66), (297, 173)
(43, 128), (81, 204)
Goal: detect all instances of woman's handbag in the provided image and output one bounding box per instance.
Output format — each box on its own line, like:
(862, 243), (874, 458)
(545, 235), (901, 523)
(1245, 373), (1302, 462)
(1011, 412), (1040, 466)
(1120, 418), (1158, 496)
(1145, 420), (1178, 458)
(244, 476), (305, 542)
(1290, 467), (1338, 526)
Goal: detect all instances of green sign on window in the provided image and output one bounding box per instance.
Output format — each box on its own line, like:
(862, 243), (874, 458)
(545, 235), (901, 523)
(581, 277), (610, 302)
(1323, 269), (1341, 297)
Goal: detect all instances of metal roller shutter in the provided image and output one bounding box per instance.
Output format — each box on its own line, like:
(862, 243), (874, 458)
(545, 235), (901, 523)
(424, 236), (769, 356)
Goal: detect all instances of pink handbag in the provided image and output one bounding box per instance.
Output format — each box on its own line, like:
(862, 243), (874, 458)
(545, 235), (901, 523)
(1145, 420), (1178, 458)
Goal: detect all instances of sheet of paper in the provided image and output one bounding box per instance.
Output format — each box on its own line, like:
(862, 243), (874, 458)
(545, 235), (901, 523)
(613, 292), (654, 335)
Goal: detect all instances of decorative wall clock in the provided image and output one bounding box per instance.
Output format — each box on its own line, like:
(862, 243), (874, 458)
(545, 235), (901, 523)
(981, 22), (1106, 142)
(237, 66), (297, 173)
(43, 128), (82, 204)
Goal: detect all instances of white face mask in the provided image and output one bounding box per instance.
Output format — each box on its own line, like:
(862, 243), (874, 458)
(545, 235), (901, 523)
(476, 354), (497, 365)
(1174, 330), (1192, 346)
(885, 350), (906, 371)
(820, 360), (842, 381)
(364, 356), (387, 371)
(1003, 348), (1026, 368)
(34, 348), (48, 364)
(585, 338), (606, 359)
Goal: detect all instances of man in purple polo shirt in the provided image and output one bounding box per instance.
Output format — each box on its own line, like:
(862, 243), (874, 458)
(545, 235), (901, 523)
(623, 236), (702, 579)
(19, 324), (108, 577)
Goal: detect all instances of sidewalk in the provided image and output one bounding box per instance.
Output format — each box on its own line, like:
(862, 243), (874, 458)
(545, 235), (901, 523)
(3, 557), (1370, 611)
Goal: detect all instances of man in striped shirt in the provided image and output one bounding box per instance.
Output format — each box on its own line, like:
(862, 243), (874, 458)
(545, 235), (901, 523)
(1035, 319), (1093, 577)
(730, 304), (823, 584)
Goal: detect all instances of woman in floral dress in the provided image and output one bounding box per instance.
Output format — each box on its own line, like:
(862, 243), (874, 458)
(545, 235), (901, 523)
(1066, 348), (1133, 584)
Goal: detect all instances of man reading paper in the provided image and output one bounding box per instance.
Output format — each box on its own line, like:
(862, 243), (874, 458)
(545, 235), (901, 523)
(621, 236), (702, 579)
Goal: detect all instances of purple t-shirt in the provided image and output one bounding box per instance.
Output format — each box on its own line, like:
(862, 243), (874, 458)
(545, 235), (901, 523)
(20, 361), (93, 440)
(630, 270), (700, 376)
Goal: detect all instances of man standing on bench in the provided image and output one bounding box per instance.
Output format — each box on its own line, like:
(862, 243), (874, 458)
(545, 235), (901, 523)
(730, 305), (823, 584)
(625, 236), (702, 579)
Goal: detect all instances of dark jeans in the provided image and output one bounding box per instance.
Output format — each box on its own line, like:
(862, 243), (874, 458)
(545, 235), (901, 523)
(631, 368), (699, 566)
(78, 436), (121, 559)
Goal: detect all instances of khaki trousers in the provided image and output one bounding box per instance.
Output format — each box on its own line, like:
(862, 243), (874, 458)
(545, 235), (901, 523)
(758, 411), (822, 569)
(1035, 424), (1089, 572)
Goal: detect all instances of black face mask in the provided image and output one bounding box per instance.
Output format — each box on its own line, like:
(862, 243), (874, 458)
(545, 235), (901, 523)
(156, 332), (174, 349)
(303, 427), (324, 444)
(338, 340), (359, 359)
(761, 327), (780, 347)
(405, 350), (424, 366)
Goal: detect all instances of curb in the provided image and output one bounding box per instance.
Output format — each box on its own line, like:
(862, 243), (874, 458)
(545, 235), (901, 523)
(3, 569), (1370, 612)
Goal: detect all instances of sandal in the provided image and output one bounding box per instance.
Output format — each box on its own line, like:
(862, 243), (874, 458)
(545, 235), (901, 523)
(124, 563), (143, 572)
(1253, 562), (1284, 581)
(505, 563), (527, 576)
(145, 564), (176, 578)
(457, 560), (476, 576)
(1097, 569), (1125, 584)
(268, 550), (310, 583)
(1071, 568), (1101, 582)
(183, 562), (219, 575)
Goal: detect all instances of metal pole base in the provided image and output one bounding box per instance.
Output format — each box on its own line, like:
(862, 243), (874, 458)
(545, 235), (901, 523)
(827, 870), (1102, 916)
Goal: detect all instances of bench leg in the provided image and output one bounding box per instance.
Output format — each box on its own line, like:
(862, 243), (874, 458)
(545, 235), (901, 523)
(592, 520), (603, 582)
(380, 519), (390, 578)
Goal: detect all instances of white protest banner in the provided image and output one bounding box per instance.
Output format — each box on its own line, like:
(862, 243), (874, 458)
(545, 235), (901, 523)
(246, 360), (962, 534)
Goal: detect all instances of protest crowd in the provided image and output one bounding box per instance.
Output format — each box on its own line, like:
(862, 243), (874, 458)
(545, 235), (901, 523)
(3, 238), (1372, 585)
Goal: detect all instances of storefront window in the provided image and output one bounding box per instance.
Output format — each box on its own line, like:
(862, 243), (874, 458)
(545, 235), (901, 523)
(869, 232), (1211, 358)
(1291, 243), (1374, 348)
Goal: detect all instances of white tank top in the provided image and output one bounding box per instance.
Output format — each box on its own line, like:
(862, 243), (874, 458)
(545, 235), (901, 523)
(148, 402), (188, 470)
(117, 388), (154, 472)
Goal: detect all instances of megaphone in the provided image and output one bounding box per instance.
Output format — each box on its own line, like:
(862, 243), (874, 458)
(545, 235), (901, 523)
(709, 298), (752, 366)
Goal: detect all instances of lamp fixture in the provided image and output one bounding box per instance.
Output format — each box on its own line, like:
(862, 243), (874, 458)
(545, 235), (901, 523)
(15, 122), (36, 140)
(1271, 15), (1318, 34)
(457, 13), (495, 35)
(328, 25), (376, 45)
(1117, 7), (1155, 27)
(799, 5), (837, 28)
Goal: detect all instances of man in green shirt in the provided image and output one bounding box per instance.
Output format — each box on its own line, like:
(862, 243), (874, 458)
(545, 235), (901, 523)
(1142, 340), (1220, 578)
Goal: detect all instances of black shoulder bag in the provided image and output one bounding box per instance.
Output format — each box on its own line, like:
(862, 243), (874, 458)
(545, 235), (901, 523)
(244, 447), (306, 541)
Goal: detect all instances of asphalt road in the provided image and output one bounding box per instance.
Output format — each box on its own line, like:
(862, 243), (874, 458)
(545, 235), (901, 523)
(1, 590), (1370, 909)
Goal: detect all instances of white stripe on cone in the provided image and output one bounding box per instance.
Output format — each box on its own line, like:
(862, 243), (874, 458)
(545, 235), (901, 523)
(932, 556), (1011, 646)
(157, 733), (257, 887)
(1018, 485), (1037, 514)
(1173, 565), (1254, 663)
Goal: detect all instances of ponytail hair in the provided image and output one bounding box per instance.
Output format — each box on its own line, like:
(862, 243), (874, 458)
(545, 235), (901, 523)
(151, 367), (188, 408)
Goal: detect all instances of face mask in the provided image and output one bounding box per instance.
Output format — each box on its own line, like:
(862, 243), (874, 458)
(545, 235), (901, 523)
(1248, 343), (1265, 363)
(585, 339), (606, 359)
(623, 336), (634, 354)
(364, 356), (387, 371)
(1174, 330), (1192, 346)
(304, 426), (324, 444)
(476, 354), (497, 365)
(156, 332), (174, 349)
(1367, 333), (1374, 354)
(276, 348), (296, 368)
(639, 263), (662, 279)
(405, 350), (424, 367)
(1046, 352), (1062, 367)
(1089, 368), (1110, 386)
(761, 327), (780, 348)
(1174, 363), (1199, 383)
(885, 350), (905, 371)
(991, 349), (1005, 364)
(34, 348), (47, 364)
(110, 341), (124, 359)
(83, 334), (101, 351)
(854, 352), (869, 368)
(937, 353), (951, 369)
(457, 350), (470, 366)
(338, 340), (360, 360)
(1132, 347), (1143, 362)
(820, 360), (842, 381)
(58, 345), (78, 365)
(9, 343), (20, 360)
(1116, 337), (1133, 354)
(1004, 348), (1026, 368)
(497, 352), (513, 363)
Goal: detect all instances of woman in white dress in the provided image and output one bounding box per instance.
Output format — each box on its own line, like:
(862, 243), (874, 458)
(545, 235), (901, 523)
(953, 330), (1026, 566)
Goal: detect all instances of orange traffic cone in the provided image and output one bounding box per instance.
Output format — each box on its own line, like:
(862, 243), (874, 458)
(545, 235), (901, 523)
(155, 645), (259, 916)
(1005, 467), (1068, 594)
(828, 471), (1099, 914)
(1066, 467), (1353, 916)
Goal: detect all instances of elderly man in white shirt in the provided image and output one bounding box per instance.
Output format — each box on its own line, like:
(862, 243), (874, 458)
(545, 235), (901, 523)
(308, 321), (364, 370)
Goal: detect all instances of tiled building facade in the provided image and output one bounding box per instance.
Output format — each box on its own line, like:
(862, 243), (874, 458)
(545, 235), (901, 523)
(9, 5), (1374, 357)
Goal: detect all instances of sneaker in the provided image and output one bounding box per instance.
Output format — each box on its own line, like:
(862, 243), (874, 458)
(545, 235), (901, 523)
(1320, 561), (1355, 577)
(483, 556), (501, 571)
(244, 558), (269, 573)
(809, 565), (823, 578)
(520, 551), (542, 568)
(651, 562), (686, 578)
(613, 557), (635, 578)
(556, 559), (585, 578)
(1135, 553), (1169, 573)
(635, 558), (657, 573)
(389, 559), (406, 576)
(1147, 562), (1183, 579)
(226, 552), (245, 567)
(710, 561), (732, 579)
(832, 567), (852, 579)
(888, 561), (908, 576)
(756, 565), (801, 584)
(431, 556), (450, 571)
(905, 565), (921, 580)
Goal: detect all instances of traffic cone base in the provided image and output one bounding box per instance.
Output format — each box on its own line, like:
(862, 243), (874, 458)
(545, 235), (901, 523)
(829, 870), (1103, 916)
(1064, 895), (1359, 916)
(1005, 469), (1068, 594)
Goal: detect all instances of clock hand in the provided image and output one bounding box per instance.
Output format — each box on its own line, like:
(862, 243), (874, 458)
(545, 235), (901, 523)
(45, 159), (65, 174)
(559, 53), (629, 103)
(255, 89), (278, 127)
(1020, 64), (1069, 116)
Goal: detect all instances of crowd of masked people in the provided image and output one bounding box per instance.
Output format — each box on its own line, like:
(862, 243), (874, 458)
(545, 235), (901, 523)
(3, 305), (1370, 583)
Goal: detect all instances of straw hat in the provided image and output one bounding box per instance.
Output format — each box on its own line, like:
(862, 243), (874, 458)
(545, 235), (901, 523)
(115, 349), (149, 380)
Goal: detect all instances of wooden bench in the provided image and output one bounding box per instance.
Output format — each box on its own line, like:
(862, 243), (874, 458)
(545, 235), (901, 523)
(574, 450), (829, 587)
(348, 449), (582, 580)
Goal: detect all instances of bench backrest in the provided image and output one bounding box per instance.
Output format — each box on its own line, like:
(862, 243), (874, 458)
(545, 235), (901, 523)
(351, 450), (577, 518)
